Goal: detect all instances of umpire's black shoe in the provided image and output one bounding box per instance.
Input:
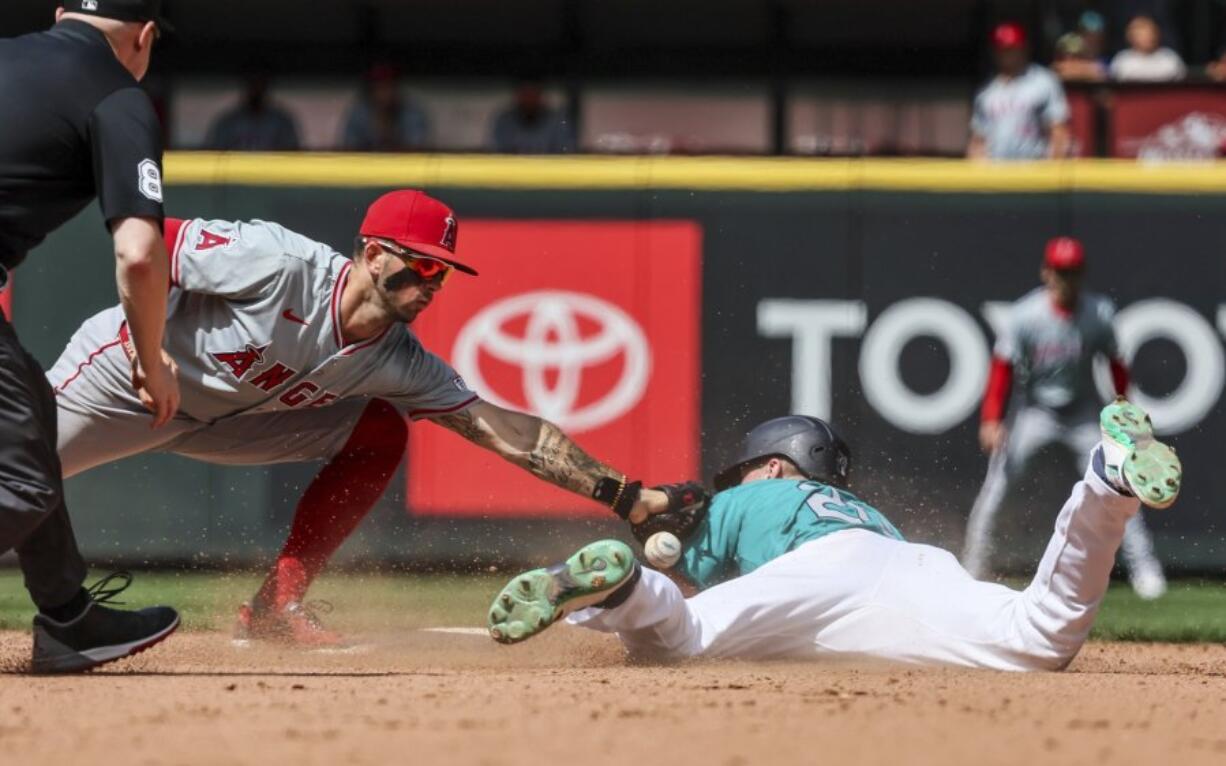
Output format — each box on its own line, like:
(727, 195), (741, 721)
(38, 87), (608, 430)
(31, 572), (179, 674)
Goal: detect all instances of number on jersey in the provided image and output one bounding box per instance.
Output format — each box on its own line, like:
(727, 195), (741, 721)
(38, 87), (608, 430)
(799, 482), (871, 525)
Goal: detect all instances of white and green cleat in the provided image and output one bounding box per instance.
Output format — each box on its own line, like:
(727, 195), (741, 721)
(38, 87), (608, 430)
(1099, 397), (1182, 509)
(488, 539), (638, 645)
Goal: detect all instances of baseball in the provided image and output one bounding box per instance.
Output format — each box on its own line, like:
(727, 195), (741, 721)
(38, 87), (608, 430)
(644, 531), (682, 569)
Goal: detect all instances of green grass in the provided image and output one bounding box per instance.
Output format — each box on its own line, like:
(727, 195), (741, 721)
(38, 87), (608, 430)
(0, 569), (504, 632)
(2, 570), (1225, 642)
(1088, 580), (1226, 642)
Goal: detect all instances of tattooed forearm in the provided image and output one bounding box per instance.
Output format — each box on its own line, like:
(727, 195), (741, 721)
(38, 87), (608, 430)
(432, 406), (619, 497)
(522, 419), (619, 496)
(433, 408), (492, 447)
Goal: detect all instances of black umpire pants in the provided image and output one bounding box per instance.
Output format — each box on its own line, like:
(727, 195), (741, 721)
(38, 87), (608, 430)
(0, 298), (87, 610)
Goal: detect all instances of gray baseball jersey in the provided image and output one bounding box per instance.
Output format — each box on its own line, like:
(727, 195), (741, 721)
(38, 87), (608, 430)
(993, 287), (1118, 414)
(56, 217), (477, 424)
(970, 65), (1070, 160)
(964, 290), (1160, 585)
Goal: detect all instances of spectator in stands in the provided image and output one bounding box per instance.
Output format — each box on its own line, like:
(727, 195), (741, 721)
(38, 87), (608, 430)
(489, 81), (575, 154)
(1110, 15), (1185, 81)
(1206, 48), (1226, 81)
(206, 73), (301, 151)
(339, 64), (431, 152)
(1076, 11), (1110, 68)
(1118, 0), (1180, 52)
(968, 22), (1071, 160)
(1053, 32), (1107, 82)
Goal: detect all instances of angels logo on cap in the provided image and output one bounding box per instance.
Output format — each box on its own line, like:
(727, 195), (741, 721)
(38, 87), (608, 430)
(360, 190), (477, 276)
(441, 215), (458, 251)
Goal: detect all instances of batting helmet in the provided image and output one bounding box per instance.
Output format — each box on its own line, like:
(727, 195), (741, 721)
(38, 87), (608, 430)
(713, 415), (852, 491)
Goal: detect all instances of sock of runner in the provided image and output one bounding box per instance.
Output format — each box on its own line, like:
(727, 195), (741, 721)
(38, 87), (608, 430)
(253, 399), (408, 611)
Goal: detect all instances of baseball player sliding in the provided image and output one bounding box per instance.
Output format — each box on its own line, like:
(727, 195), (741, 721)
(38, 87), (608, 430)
(488, 401), (1181, 671)
(49, 190), (693, 646)
(962, 236), (1166, 598)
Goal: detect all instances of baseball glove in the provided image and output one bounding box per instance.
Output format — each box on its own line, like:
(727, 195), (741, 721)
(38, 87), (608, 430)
(630, 482), (711, 544)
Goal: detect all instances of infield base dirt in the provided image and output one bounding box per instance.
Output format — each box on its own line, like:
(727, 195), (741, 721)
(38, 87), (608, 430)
(1, 629), (1224, 766)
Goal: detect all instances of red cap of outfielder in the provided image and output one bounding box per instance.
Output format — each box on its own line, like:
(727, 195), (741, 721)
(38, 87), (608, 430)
(1044, 236), (1085, 271)
(360, 190), (477, 275)
(992, 22), (1028, 50)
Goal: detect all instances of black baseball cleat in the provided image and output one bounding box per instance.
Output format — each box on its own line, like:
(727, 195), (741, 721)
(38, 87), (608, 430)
(31, 572), (179, 674)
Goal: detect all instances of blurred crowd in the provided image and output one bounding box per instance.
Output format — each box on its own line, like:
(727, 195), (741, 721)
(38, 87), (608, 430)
(970, 4), (1226, 161)
(1052, 11), (1189, 83)
(205, 67), (574, 154)
(1035, 1), (1226, 86)
(188, 5), (1226, 159)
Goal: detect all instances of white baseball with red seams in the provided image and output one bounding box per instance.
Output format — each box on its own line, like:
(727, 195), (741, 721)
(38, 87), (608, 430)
(644, 532), (682, 569)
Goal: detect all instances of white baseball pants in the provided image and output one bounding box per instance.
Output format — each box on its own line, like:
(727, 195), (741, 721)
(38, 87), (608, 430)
(570, 465), (1138, 671)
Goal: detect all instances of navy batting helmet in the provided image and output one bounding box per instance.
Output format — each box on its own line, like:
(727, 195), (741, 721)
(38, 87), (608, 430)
(714, 415), (852, 491)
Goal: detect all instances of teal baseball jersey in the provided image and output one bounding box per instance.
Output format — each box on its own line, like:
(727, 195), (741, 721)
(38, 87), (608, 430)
(677, 479), (904, 590)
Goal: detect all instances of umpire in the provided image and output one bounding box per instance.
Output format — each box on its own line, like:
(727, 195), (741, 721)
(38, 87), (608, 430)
(0, 1), (181, 672)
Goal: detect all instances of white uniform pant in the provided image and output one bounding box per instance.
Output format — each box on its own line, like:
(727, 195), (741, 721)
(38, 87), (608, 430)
(962, 405), (1159, 580)
(571, 465), (1137, 671)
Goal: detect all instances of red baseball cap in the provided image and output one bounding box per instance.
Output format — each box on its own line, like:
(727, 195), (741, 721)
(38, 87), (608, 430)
(992, 22), (1028, 50)
(359, 190), (477, 276)
(1044, 237), (1085, 271)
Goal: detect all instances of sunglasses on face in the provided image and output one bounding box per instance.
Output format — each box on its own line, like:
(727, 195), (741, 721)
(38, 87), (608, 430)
(371, 239), (453, 284)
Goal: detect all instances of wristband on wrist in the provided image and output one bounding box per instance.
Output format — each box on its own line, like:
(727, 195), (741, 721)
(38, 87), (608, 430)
(612, 481), (642, 520)
(592, 476), (642, 519)
(592, 476), (625, 506)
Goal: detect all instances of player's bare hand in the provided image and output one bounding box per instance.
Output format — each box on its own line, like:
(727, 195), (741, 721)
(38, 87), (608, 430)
(628, 488), (670, 525)
(132, 350), (181, 428)
(979, 421), (1006, 454)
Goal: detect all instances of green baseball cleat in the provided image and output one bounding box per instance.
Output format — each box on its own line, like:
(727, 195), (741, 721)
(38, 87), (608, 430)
(1099, 397), (1182, 509)
(488, 539), (638, 645)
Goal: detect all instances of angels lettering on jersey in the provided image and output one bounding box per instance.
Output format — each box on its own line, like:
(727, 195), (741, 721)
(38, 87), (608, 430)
(126, 216), (478, 422)
(209, 341), (341, 409)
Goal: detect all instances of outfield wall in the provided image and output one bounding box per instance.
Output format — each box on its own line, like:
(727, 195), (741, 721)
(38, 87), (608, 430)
(6, 155), (1224, 572)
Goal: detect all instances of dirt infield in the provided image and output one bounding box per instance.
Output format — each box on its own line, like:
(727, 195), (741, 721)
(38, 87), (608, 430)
(1, 629), (1224, 766)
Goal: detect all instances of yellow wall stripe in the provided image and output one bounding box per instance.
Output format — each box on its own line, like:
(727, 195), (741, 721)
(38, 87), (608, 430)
(164, 152), (1226, 194)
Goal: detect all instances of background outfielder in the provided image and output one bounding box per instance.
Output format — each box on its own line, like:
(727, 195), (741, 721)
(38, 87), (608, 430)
(961, 237), (1166, 599)
(488, 405), (1181, 671)
(49, 191), (691, 646)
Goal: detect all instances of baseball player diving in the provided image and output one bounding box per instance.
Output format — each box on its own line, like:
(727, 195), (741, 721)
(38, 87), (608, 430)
(962, 236), (1167, 599)
(48, 190), (692, 646)
(487, 402), (1181, 671)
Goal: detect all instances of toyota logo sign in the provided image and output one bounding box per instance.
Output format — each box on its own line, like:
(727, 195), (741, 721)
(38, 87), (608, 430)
(453, 290), (652, 433)
(406, 218), (701, 518)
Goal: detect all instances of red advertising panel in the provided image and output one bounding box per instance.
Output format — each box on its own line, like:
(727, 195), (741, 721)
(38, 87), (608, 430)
(1066, 88), (1096, 158)
(406, 220), (702, 518)
(1111, 86), (1226, 158)
(0, 276), (9, 320)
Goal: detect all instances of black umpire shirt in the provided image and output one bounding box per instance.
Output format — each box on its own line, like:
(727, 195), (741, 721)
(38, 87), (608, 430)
(0, 19), (165, 271)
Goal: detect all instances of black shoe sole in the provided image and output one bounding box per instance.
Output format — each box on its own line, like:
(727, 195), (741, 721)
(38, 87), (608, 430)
(30, 615), (180, 675)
